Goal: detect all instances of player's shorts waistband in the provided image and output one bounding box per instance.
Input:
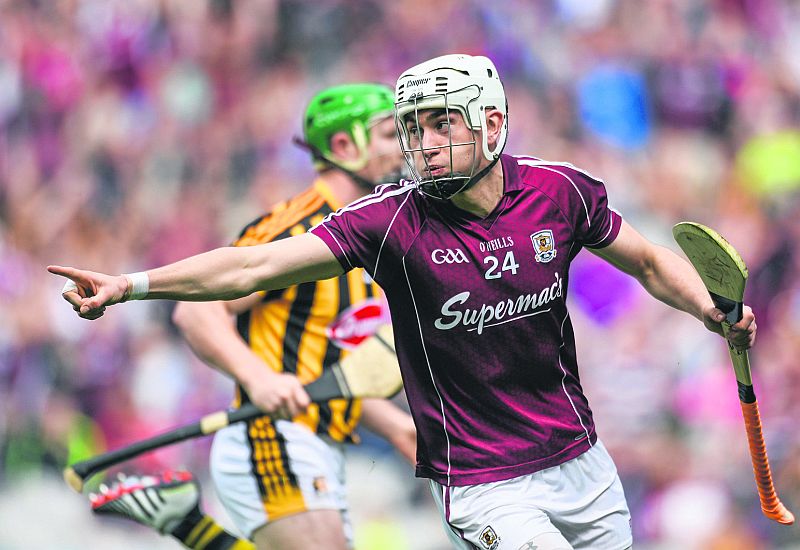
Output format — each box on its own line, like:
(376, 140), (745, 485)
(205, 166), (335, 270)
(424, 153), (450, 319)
(415, 430), (598, 486)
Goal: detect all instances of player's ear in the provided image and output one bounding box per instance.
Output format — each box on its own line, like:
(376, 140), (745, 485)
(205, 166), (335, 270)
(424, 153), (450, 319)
(484, 108), (504, 149)
(329, 131), (359, 162)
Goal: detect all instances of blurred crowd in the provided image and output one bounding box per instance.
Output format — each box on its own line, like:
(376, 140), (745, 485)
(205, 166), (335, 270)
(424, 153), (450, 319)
(2, 0), (800, 548)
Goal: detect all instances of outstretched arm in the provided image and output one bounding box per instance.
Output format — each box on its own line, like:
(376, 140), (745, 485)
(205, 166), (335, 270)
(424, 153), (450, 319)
(49, 233), (343, 320)
(590, 220), (756, 350)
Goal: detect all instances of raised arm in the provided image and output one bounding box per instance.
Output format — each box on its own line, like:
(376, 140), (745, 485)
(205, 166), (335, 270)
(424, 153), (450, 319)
(49, 233), (343, 320)
(590, 220), (756, 350)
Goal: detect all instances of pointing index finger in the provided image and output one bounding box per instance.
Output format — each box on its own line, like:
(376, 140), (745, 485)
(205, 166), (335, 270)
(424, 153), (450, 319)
(48, 265), (95, 290)
(48, 265), (78, 278)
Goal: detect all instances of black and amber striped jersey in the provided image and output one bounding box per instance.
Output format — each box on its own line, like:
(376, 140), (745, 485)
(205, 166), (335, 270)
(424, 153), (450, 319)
(232, 180), (386, 443)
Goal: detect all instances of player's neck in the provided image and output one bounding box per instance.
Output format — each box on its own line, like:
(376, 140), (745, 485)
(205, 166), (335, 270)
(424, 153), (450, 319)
(318, 169), (371, 206)
(449, 161), (505, 218)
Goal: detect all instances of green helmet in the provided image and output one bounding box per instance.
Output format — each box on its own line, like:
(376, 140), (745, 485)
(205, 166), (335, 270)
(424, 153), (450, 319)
(303, 83), (395, 172)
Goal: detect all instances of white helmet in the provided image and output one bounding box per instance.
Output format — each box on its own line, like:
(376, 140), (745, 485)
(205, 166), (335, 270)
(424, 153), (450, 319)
(394, 54), (508, 199)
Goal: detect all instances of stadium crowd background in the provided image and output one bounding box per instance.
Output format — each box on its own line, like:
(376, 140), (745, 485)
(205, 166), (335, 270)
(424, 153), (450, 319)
(1, 0), (800, 548)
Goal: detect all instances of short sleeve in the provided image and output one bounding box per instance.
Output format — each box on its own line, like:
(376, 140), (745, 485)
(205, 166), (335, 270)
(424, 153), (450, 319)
(309, 183), (415, 277)
(565, 167), (622, 249)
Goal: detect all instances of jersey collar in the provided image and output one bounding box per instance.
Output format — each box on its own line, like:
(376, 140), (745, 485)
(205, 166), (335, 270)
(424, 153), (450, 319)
(313, 179), (344, 210)
(500, 153), (524, 195)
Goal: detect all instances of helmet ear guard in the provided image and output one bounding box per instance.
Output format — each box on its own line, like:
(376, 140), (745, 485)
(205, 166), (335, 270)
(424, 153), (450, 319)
(326, 120), (372, 172)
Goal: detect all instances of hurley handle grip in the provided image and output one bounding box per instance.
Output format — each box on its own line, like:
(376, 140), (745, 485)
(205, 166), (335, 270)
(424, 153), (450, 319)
(740, 401), (795, 525)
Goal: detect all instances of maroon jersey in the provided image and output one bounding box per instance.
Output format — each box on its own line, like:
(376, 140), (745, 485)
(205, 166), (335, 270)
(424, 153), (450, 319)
(310, 154), (622, 486)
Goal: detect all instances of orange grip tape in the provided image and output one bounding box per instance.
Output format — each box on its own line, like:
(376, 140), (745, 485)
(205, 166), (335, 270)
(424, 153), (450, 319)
(740, 401), (795, 525)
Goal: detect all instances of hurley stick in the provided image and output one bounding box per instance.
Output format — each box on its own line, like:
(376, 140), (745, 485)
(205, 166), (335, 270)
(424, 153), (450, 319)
(674, 222), (793, 525)
(64, 325), (401, 493)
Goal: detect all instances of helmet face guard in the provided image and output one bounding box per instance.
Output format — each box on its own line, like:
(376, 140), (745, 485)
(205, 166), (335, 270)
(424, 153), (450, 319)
(394, 54), (508, 200)
(395, 89), (481, 200)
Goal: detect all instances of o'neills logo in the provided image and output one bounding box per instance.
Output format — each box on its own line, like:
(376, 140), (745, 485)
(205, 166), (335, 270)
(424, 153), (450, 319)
(406, 77), (431, 87)
(326, 298), (391, 349)
(434, 273), (563, 335)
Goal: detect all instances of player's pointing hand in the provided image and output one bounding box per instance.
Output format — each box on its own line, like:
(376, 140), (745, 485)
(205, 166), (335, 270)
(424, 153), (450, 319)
(48, 265), (130, 320)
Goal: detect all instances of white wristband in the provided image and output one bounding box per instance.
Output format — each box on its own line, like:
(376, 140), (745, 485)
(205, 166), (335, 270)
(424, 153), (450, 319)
(124, 272), (150, 301)
(62, 280), (78, 294)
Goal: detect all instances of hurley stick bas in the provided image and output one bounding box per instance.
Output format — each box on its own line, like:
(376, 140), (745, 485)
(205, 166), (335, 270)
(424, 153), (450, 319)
(64, 324), (401, 493)
(674, 222), (794, 525)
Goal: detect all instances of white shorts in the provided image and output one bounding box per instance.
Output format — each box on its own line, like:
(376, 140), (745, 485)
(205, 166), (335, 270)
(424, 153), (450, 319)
(430, 440), (632, 550)
(210, 418), (351, 543)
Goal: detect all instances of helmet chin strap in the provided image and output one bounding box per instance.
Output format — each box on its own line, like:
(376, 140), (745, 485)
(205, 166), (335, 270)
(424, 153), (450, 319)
(457, 152), (502, 195)
(460, 126), (508, 196)
(293, 136), (378, 190)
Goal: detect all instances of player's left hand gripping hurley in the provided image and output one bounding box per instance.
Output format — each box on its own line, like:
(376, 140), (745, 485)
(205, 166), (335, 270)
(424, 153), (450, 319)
(673, 222), (794, 525)
(64, 325), (402, 494)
